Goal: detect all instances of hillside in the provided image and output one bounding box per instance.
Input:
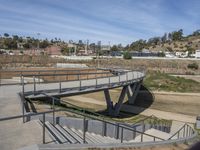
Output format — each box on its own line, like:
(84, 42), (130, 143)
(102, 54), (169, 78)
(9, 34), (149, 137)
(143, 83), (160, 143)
(125, 29), (200, 53)
(148, 35), (200, 52)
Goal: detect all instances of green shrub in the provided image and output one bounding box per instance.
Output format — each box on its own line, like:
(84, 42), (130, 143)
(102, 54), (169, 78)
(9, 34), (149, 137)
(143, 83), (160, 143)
(187, 63), (199, 70)
(123, 51), (132, 59)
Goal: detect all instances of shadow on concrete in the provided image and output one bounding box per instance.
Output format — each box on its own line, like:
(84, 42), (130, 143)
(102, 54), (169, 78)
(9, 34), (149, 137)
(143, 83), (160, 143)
(97, 85), (155, 118)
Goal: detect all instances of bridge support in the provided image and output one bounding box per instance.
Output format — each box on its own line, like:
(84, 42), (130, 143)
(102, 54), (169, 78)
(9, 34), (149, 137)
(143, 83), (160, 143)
(127, 81), (142, 105)
(104, 81), (142, 116)
(104, 86), (128, 116)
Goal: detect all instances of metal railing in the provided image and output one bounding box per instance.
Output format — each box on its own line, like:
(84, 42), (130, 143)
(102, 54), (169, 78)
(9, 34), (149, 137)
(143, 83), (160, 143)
(21, 69), (145, 96)
(0, 68), (108, 86)
(0, 107), (165, 144)
(168, 123), (195, 140)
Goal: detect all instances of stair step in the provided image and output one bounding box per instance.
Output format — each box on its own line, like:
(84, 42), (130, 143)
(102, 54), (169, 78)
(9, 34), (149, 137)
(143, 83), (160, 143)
(63, 126), (84, 144)
(55, 124), (80, 144)
(45, 122), (70, 144)
(70, 128), (92, 144)
(78, 130), (101, 144)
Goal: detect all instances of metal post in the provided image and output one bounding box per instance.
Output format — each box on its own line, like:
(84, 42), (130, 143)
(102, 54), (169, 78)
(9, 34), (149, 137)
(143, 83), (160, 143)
(183, 126), (185, 137)
(116, 123), (119, 139)
(33, 76), (36, 95)
(38, 71), (40, 84)
(141, 133), (143, 142)
(153, 136), (155, 142)
(52, 98), (55, 125)
(22, 100), (25, 123)
(83, 116), (86, 143)
(109, 76), (111, 87)
(59, 79), (61, 93)
(43, 113), (45, 144)
(120, 127), (123, 143)
(96, 78), (97, 88)
(22, 76), (24, 95)
(142, 121), (145, 132)
(119, 74), (120, 83)
(102, 121), (107, 136)
(80, 79), (82, 90)
(126, 72), (128, 81)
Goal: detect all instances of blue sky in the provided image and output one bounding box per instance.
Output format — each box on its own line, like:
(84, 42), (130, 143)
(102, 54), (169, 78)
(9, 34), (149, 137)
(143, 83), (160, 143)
(0, 0), (199, 45)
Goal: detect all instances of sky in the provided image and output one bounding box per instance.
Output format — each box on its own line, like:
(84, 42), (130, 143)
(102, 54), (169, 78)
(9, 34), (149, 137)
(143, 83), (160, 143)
(0, 0), (199, 45)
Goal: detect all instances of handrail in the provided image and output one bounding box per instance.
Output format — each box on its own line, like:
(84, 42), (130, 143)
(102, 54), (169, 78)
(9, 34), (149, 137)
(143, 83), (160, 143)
(0, 107), (165, 141)
(21, 71), (112, 77)
(168, 123), (194, 140)
(40, 93), (109, 121)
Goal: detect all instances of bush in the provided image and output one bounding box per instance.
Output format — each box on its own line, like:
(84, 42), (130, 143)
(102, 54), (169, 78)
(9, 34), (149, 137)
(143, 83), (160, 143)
(123, 51), (132, 59)
(187, 63), (199, 70)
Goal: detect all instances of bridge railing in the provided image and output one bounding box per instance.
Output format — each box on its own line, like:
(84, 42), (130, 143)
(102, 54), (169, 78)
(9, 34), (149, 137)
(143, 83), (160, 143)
(21, 69), (145, 96)
(0, 68), (108, 85)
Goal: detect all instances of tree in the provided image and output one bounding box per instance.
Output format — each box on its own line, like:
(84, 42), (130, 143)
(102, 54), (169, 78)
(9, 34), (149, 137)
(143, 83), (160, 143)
(111, 45), (119, 51)
(123, 51), (132, 59)
(171, 29), (183, 41)
(4, 33), (9, 37)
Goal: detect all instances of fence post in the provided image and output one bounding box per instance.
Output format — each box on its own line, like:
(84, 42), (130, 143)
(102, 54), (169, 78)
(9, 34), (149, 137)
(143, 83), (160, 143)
(43, 113), (46, 144)
(83, 116), (86, 143)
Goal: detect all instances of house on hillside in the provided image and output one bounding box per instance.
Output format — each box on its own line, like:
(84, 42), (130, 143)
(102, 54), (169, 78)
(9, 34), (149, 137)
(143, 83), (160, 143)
(45, 45), (62, 56)
(196, 50), (200, 58)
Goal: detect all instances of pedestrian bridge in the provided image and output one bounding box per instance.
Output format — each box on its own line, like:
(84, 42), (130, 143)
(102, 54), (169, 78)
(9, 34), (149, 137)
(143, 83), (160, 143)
(22, 68), (145, 116)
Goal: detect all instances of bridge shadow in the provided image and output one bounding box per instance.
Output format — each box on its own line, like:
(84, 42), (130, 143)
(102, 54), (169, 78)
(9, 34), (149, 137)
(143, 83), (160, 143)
(97, 85), (155, 118)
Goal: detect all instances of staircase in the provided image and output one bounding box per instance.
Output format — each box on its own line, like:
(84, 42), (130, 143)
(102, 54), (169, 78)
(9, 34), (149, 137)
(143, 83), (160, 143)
(38, 120), (175, 144)
(40, 121), (121, 144)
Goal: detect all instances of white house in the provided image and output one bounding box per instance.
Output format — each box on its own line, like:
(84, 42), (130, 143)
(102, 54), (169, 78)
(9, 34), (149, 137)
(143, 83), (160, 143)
(196, 50), (200, 58)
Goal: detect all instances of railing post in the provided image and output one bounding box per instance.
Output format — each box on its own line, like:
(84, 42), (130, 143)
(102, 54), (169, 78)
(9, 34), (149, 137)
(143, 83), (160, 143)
(59, 78), (61, 93)
(22, 99), (25, 123)
(186, 125), (188, 137)
(142, 120), (145, 132)
(22, 76), (24, 95)
(83, 116), (86, 143)
(126, 72), (128, 81)
(33, 76), (36, 95)
(183, 125), (186, 137)
(153, 136), (156, 142)
(141, 133), (143, 142)
(52, 98), (55, 125)
(109, 76), (111, 87)
(80, 79), (82, 90)
(116, 123), (119, 139)
(120, 127), (123, 143)
(43, 113), (46, 144)
(102, 121), (107, 136)
(96, 78), (97, 88)
(38, 71), (40, 84)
